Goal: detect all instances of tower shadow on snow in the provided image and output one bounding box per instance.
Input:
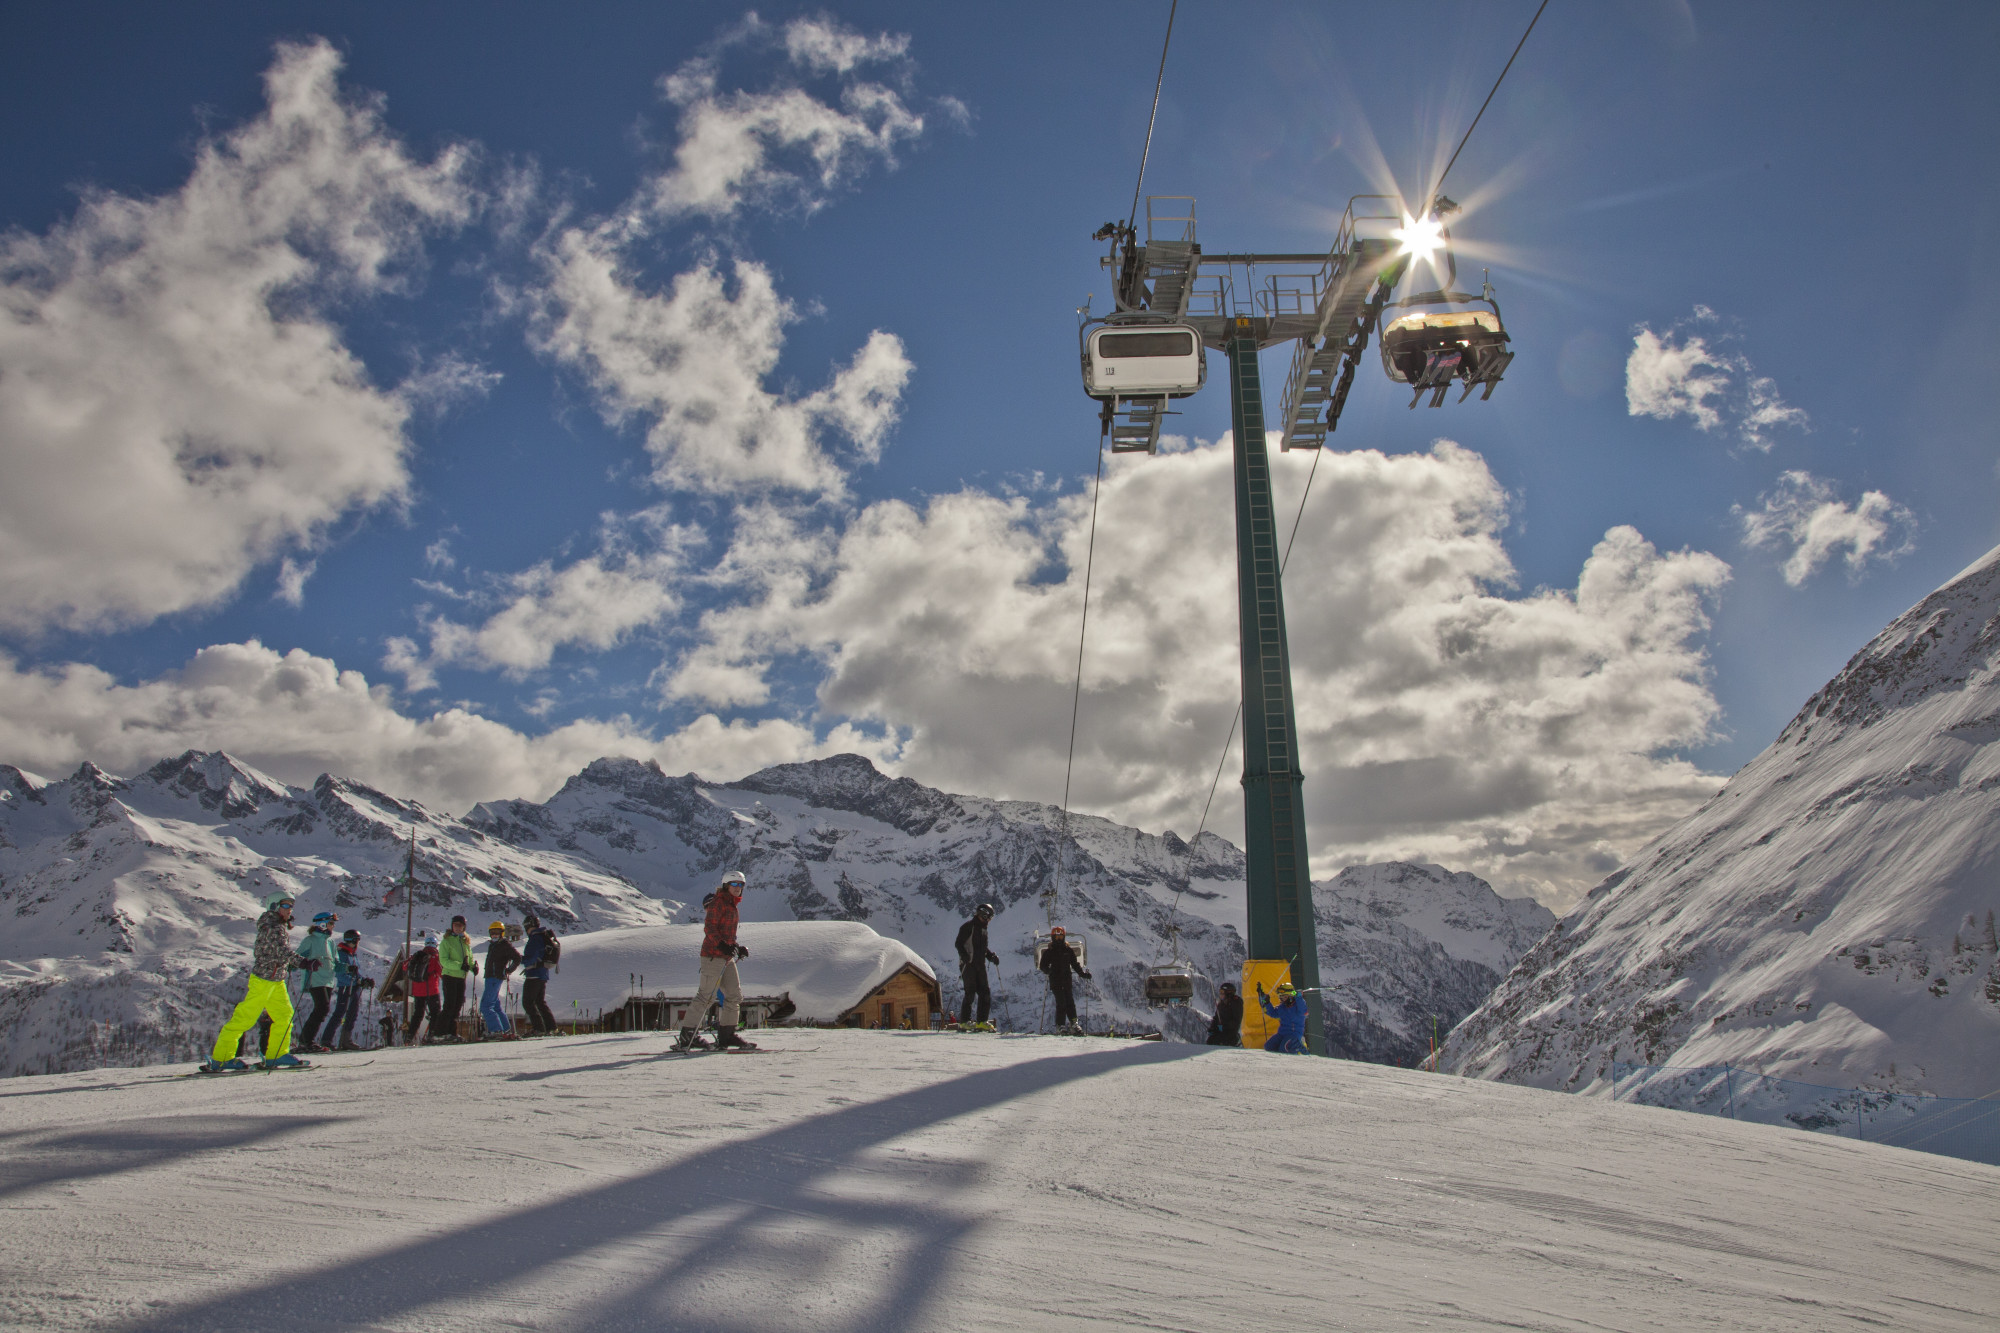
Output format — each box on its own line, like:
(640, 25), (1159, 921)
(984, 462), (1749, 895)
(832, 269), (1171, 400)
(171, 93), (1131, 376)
(122, 1043), (1207, 1333)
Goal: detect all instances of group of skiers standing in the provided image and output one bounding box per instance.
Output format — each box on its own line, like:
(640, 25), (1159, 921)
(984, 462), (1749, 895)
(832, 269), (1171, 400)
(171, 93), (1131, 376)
(199, 893), (568, 1073)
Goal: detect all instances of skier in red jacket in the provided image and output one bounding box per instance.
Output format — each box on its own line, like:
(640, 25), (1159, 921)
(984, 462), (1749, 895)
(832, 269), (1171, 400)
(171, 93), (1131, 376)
(402, 933), (446, 1045)
(675, 870), (756, 1052)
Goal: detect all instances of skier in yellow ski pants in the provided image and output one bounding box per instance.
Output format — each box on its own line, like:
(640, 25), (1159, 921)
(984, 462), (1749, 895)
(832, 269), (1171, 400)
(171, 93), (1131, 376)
(211, 974), (296, 1064)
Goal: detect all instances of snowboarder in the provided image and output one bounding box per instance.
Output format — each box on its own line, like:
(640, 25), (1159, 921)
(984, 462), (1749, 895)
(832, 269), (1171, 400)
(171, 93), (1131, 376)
(1256, 980), (1308, 1054)
(1205, 981), (1244, 1047)
(327, 928), (371, 1050)
(675, 870), (756, 1051)
(521, 913), (560, 1036)
(1040, 926), (1090, 1033)
(480, 921), (522, 1039)
(437, 915), (478, 1041)
(403, 933), (444, 1044)
(294, 911), (340, 1051)
(201, 892), (317, 1072)
(954, 903), (999, 1027)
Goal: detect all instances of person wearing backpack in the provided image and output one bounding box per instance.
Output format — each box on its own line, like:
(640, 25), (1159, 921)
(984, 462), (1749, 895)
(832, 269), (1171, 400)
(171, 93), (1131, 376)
(327, 929), (372, 1050)
(402, 933), (445, 1045)
(520, 913), (560, 1036)
(437, 915), (478, 1042)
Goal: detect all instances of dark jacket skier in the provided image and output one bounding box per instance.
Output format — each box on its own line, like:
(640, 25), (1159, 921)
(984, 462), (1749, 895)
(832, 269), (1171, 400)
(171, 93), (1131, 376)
(1205, 982), (1244, 1047)
(480, 923), (522, 1037)
(203, 893), (314, 1072)
(520, 915), (559, 1035)
(954, 904), (999, 1024)
(327, 930), (370, 1049)
(1040, 927), (1090, 1031)
(1257, 980), (1308, 1054)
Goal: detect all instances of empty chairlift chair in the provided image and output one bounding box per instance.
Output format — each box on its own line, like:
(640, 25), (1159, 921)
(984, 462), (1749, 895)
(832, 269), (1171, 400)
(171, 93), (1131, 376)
(1081, 322), (1207, 454)
(1144, 964), (1195, 1007)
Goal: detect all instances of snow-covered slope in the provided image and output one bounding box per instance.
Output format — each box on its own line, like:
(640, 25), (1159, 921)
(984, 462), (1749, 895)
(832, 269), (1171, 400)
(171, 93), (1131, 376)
(1, 1031), (1994, 1331)
(497, 921), (934, 1023)
(0, 751), (674, 1076)
(1445, 544), (2000, 1097)
(1316, 861), (1553, 1064)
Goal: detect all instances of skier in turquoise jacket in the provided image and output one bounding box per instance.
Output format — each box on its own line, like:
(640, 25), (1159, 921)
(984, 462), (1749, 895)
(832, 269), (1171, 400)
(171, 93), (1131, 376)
(1256, 980), (1309, 1054)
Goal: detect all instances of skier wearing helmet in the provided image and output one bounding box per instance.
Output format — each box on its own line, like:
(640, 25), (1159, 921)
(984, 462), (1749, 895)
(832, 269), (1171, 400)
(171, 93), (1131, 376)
(953, 903), (1000, 1027)
(675, 870), (755, 1051)
(520, 913), (559, 1036)
(327, 928), (371, 1050)
(479, 922), (522, 1039)
(1039, 926), (1091, 1033)
(294, 911), (340, 1051)
(1256, 980), (1309, 1054)
(403, 933), (445, 1044)
(200, 892), (316, 1072)
(1205, 981), (1244, 1047)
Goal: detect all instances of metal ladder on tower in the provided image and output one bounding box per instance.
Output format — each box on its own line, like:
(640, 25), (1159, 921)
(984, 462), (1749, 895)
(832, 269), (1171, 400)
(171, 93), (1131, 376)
(1276, 201), (1400, 451)
(1105, 198), (1203, 455)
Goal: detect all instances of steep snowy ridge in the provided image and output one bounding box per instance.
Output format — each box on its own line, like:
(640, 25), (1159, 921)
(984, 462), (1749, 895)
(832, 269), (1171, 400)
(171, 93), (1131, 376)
(1444, 544), (2000, 1097)
(1, 747), (1553, 1077)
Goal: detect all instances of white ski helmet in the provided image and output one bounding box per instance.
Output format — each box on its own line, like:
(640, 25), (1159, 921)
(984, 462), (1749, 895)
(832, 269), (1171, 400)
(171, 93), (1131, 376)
(720, 869), (747, 888)
(263, 892), (295, 910)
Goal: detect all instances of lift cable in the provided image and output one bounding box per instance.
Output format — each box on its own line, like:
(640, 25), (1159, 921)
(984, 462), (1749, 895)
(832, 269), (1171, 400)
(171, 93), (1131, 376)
(1052, 0), (1180, 930)
(1125, 0), (1181, 234)
(1426, 0), (1551, 214)
(1049, 434), (1109, 926)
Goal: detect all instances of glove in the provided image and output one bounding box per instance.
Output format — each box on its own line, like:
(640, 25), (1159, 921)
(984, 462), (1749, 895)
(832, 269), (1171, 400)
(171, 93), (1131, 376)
(735, 945), (750, 959)
(304, 959), (321, 973)
(1256, 982), (1267, 997)
(361, 977), (377, 989)
(469, 963), (480, 976)
(1080, 971), (1092, 980)
(986, 951), (999, 965)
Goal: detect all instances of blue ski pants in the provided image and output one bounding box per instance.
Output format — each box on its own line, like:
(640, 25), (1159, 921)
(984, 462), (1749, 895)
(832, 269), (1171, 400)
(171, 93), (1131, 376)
(480, 976), (512, 1034)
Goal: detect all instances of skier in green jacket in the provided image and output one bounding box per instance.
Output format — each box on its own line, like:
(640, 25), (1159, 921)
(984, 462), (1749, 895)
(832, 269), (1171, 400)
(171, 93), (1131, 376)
(437, 915), (479, 1043)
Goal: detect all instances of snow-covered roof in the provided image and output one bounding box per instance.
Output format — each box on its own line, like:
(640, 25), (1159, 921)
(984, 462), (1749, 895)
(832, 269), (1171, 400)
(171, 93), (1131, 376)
(487, 921), (936, 1023)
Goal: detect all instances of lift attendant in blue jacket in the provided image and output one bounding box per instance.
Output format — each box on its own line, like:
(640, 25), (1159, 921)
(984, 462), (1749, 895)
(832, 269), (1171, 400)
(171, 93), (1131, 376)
(1257, 980), (1308, 1054)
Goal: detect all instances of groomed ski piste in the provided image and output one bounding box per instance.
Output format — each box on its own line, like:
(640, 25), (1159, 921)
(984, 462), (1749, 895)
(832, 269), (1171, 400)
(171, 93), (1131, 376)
(2, 1030), (1995, 1331)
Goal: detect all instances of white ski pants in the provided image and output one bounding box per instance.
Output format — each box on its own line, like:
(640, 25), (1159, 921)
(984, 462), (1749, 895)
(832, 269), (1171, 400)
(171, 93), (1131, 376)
(689, 955), (741, 1027)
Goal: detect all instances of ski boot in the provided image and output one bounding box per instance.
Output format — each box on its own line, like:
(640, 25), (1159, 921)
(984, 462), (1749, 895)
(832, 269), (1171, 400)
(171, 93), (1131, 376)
(262, 1053), (310, 1070)
(715, 1025), (759, 1052)
(336, 1039), (362, 1052)
(198, 1058), (251, 1074)
(673, 1027), (711, 1052)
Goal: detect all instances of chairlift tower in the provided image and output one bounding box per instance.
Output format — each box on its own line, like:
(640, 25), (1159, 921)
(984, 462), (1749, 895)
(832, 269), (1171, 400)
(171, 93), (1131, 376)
(1080, 195), (1513, 1056)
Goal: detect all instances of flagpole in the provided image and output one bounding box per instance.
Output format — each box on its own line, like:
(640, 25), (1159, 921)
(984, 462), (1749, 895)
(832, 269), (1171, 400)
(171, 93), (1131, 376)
(403, 827), (415, 1039)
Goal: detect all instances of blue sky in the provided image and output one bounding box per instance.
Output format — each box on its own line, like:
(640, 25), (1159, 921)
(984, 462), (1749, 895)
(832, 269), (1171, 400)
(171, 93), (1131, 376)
(2, 3), (1994, 907)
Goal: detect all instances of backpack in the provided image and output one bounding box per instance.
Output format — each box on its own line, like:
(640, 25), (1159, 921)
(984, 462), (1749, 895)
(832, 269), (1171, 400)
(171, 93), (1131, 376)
(541, 933), (561, 969)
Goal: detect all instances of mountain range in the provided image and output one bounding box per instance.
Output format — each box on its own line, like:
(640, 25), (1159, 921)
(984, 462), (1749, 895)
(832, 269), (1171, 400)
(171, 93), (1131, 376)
(0, 747), (1547, 1075)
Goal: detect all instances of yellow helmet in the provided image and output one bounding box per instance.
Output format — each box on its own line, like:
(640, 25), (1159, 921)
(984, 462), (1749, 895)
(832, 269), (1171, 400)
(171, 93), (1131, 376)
(488, 921), (506, 935)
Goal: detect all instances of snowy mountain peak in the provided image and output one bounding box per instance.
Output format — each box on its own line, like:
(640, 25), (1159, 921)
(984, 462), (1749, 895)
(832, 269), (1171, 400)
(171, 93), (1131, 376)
(1446, 545), (2000, 1097)
(732, 753), (968, 839)
(1779, 542), (2000, 749)
(139, 750), (293, 820)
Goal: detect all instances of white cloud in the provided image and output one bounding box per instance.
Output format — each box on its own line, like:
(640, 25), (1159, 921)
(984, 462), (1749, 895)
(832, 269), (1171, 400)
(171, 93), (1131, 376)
(535, 245), (910, 496)
(1625, 309), (1807, 449)
(0, 641), (896, 813)
(274, 558), (316, 608)
(422, 550), (685, 679)
(645, 18), (923, 221)
(0, 40), (474, 634)
(1737, 470), (1916, 585)
(669, 439), (1732, 907)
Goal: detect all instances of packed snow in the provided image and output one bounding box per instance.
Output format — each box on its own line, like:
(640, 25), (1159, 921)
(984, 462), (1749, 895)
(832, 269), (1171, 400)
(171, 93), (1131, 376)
(1448, 543), (2000, 1098)
(0, 1031), (1993, 1331)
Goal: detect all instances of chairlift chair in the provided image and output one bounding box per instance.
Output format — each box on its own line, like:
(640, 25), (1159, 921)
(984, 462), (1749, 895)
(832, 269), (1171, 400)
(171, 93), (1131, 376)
(1144, 963), (1195, 1008)
(1379, 284), (1514, 408)
(1080, 322), (1206, 400)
